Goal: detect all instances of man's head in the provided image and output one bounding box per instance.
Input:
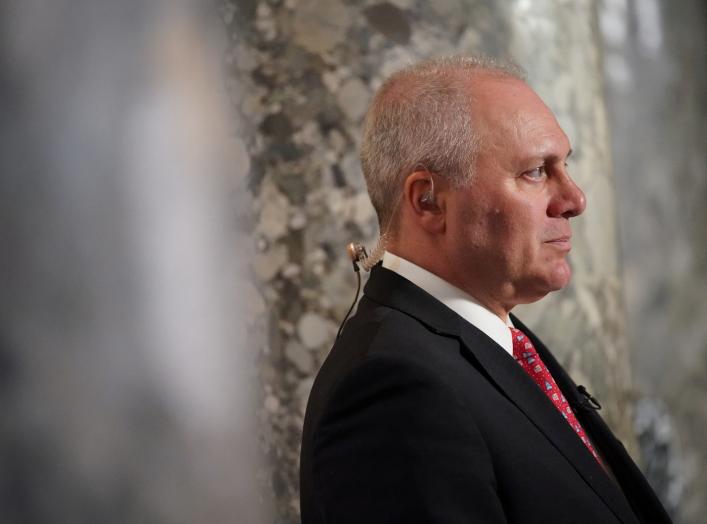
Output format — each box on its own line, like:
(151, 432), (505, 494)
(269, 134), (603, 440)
(360, 56), (586, 318)
(360, 56), (525, 232)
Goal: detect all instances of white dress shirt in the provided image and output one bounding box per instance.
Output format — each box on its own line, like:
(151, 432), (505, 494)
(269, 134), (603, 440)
(382, 251), (515, 356)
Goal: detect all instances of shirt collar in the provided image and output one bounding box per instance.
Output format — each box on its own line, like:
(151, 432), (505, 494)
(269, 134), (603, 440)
(382, 251), (514, 356)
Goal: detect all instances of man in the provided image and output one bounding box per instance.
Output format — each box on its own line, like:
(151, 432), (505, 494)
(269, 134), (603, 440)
(300, 57), (671, 523)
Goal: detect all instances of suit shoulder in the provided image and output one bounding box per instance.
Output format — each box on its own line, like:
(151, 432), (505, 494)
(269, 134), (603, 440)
(338, 295), (457, 364)
(305, 296), (463, 430)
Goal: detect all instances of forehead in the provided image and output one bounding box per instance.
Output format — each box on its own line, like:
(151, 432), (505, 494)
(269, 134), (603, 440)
(470, 75), (569, 160)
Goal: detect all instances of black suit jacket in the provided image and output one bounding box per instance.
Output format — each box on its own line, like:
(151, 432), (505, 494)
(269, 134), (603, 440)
(300, 265), (671, 523)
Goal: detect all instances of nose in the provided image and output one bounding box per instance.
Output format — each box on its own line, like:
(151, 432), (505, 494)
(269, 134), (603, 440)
(548, 172), (586, 218)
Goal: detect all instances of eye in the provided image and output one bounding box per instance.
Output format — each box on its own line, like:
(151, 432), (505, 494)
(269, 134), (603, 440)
(523, 165), (547, 181)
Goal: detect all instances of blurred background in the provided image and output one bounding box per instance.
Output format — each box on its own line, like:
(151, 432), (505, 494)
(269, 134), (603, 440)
(1, 0), (704, 523)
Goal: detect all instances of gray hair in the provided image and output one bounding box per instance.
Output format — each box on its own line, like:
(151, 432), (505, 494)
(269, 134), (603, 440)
(359, 55), (526, 232)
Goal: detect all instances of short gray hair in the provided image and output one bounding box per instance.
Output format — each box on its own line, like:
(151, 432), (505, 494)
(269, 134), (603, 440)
(360, 56), (526, 231)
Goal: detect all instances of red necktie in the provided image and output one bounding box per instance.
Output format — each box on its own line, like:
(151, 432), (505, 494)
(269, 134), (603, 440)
(510, 327), (602, 465)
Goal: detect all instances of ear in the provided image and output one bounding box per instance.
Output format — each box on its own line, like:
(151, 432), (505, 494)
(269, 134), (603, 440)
(403, 170), (446, 234)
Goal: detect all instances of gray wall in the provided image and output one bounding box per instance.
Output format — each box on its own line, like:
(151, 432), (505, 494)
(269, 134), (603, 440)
(600, 0), (707, 522)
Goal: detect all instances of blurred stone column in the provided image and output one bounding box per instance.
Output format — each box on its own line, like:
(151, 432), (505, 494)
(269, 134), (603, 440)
(220, 0), (635, 521)
(1, 1), (265, 522)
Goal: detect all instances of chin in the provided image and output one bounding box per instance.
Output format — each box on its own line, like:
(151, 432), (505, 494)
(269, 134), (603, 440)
(518, 280), (568, 306)
(547, 262), (572, 290)
(523, 263), (572, 301)
(512, 262), (573, 305)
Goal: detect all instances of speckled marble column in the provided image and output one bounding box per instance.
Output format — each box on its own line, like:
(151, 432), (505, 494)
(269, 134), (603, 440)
(220, 1), (633, 520)
(599, 0), (707, 521)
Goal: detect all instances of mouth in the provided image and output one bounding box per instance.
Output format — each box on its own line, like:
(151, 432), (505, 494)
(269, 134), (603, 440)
(544, 236), (572, 251)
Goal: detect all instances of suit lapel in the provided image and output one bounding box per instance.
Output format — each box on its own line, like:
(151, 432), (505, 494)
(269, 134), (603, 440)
(514, 316), (669, 524)
(472, 317), (636, 522)
(363, 265), (639, 524)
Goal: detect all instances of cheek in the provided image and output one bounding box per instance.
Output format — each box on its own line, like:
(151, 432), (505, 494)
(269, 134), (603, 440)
(481, 207), (512, 235)
(454, 204), (486, 243)
(486, 207), (535, 247)
(455, 198), (539, 257)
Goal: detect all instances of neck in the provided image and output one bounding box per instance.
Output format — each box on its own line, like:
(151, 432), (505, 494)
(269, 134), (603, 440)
(386, 246), (514, 323)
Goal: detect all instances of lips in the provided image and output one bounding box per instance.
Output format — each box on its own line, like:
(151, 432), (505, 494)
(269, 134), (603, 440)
(545, 236), (572, 250)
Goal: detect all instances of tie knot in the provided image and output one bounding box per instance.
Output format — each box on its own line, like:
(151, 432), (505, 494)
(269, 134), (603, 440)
(510, 327), (538, 361)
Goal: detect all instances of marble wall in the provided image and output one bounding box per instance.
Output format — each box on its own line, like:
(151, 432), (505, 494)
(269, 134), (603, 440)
(600, 0), (707, 522)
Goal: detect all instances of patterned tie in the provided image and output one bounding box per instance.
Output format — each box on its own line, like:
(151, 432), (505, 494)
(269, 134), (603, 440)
(510, 327), (602, 465)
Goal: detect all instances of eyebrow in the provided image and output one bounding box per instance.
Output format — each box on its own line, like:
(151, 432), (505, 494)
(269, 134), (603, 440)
(543, 147), (573, 163)
(522, 147), (573, 168)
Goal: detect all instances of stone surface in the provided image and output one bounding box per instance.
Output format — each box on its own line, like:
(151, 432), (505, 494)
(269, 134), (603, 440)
(336, 77), (370, 123)
(292, 0), (351, 55)
(231, 137), (251, 180)
(253, 243), (289, 281)
(599, 1), (707, 521)
(297, 312), (335, 350)
(284, 341), (314, 375)
(256, 182), (290, 241)
(363, 2), (412, 44)
(296, 377), (315, 415)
